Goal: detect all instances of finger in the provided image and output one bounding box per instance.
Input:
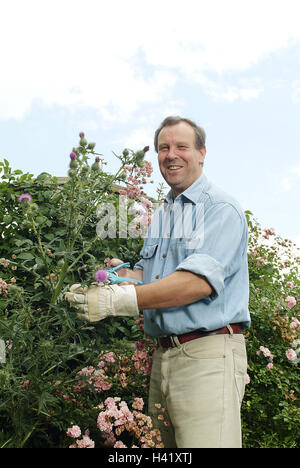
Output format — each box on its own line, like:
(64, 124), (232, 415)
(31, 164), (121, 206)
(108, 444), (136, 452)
(109, 258), (124, 267)
(65, 292), (88, 304)
(119, 281), (139, 286)
(69, 284), (87, 293)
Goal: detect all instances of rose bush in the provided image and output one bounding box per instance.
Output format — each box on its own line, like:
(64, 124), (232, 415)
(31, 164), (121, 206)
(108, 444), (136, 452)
(0, 135), (299, 448)
(241, 214), (300, 448)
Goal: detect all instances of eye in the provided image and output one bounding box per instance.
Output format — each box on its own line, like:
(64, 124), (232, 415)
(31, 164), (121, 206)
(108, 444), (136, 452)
(159, 145), (168, 151)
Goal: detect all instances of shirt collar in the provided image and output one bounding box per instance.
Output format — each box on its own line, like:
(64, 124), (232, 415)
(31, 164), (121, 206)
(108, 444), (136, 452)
(164, 172), (208, 205)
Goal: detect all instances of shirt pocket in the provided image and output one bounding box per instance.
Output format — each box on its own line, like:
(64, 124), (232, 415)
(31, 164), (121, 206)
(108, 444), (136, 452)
(140, 243), (158, 259)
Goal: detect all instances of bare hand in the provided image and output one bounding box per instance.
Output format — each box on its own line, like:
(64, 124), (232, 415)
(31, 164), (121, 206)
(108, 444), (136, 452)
(104, 257), (140, 285)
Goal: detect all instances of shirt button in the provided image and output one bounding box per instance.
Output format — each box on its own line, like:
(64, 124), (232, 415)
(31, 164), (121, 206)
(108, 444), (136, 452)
(162, 253), (166, 258)
(155, 274), (159, 279)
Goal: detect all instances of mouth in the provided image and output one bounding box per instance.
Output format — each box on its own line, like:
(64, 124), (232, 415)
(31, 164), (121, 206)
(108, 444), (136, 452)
(166, 165), (184, 172)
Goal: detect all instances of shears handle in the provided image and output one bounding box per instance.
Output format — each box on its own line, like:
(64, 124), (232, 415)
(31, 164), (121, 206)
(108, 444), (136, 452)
(106, 262), (143, 285)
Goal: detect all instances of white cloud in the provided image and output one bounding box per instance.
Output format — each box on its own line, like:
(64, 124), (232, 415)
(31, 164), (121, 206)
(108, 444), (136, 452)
(1, 0), (300, 121)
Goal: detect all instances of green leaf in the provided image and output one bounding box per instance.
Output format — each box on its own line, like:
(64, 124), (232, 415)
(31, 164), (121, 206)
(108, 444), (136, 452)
(17, 252), (35, 260)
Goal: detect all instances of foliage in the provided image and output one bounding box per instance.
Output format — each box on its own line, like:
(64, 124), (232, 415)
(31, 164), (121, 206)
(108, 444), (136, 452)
(0, 135), (155, 448)
(0, 138), (299, 448)
(242, 213), (300, 448)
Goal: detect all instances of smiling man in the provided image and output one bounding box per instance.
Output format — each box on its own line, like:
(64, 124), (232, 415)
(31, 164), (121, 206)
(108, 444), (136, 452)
(156, 117), (206, 197)
(66, 116), (250, 448)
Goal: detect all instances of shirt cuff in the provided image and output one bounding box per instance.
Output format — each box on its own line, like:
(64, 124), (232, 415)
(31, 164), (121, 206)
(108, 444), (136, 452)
(175, 253), (225, 299)
(133, 259), (144, 271)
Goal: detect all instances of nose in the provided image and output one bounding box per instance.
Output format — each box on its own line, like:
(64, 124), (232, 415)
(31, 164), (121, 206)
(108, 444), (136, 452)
(166, 146), (177, 160)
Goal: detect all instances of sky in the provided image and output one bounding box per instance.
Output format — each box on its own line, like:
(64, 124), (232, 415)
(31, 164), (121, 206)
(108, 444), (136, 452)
(1, 0), (300, 249)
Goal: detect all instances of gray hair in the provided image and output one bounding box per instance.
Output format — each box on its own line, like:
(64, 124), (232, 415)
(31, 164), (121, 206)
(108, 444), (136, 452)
(154, 116), (206, 153)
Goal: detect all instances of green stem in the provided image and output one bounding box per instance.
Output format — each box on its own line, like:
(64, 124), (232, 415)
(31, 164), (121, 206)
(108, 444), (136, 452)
(0, 437), (12, 449)
(29, 213), (55, 293)
(19, 422), (38, 448)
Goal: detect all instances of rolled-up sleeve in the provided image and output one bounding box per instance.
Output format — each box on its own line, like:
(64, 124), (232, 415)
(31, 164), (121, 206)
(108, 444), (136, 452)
(176, 254), (225, 298)
(175, 202), (245, 300)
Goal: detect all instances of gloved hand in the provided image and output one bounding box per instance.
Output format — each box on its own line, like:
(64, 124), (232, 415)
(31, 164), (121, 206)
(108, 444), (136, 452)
(65, 283), (139, 322)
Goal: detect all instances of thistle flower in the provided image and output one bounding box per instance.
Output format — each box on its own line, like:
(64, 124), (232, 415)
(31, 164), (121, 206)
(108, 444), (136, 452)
(70, 152), (77, 160)
(79, 132), (85, 138)
(94, 269), (108, 283)
(18, 193), (32, 203)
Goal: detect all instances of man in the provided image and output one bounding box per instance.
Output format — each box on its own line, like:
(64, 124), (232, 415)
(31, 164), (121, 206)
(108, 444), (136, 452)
(66, 116), (250, 448)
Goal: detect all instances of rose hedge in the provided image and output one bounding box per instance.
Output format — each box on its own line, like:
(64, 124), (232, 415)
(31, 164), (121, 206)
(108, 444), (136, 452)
(0, 135), (299, 448)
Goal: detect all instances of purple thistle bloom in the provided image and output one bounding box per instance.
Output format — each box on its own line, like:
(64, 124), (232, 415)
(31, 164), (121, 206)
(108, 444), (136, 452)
(79, 132), (85, 138)
(18, 193), (32, 203)
(94, 269), (108, 283)
(70, 152), (77, 159)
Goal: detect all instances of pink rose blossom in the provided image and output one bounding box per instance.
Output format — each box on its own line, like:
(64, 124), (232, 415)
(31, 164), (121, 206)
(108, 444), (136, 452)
(114, 441), (127, 448)
(76, 435), (95, 448)
(67, 425), (81, 438)
(286, 349), (297, 362)
(132, 397), (144, 411)
(285, 296), (296, 308)
(245, 374), (250, 385)
(266, 363), (274, 370)
(290, 318), (300, 329)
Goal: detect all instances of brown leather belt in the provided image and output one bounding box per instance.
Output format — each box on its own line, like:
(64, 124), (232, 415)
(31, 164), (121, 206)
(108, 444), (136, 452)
(158, 324), (243, 349)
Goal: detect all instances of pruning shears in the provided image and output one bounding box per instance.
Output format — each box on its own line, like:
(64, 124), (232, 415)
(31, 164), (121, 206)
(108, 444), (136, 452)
(106, 262), (143, 285)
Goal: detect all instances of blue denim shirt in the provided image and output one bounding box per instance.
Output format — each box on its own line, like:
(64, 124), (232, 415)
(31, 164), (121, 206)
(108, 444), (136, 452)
(134, 173), (250, 337)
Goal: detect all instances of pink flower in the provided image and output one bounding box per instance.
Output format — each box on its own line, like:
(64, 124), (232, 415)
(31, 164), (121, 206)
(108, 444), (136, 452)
(245, 374), (250, 385)
(256, 257), (266, 266)
(70, 152), (77, 159)
(262, 227), (275, 239)
(266, 363), (274, 370)
(285, 281), (294, 289)
(114, 441), (127, 448)
(67, 425), (81, 438)
(18, 193), (32, 203)
(101, 352), (115, 363)
(140, 196), (153, 209)
(286, 349), (297, 362)
(285, 296), (296, 308)
(132, 397), (144, 411)
(290, 318), (300, 329)
(76, 435), (95, 448)
(94, 269), (108, 283)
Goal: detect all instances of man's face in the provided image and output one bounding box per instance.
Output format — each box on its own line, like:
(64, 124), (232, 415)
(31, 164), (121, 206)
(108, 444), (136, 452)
(157, 122), (206, 198)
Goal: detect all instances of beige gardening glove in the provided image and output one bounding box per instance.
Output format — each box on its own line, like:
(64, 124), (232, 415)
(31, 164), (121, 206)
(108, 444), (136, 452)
(65, 283), (139, 322)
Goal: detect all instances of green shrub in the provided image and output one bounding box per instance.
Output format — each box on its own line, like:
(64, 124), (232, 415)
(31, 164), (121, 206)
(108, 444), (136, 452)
(0, 137), (299, 448)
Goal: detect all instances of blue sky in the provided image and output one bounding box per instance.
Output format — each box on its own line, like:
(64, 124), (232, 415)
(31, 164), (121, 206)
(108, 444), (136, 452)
(1, 0), (300, 248)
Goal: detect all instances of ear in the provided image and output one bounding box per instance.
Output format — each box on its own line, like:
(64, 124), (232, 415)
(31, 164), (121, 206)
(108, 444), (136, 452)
(199, 146), (206, 165)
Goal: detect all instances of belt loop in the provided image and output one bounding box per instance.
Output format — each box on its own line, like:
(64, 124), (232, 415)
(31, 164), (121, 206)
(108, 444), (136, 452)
(171, 335), (181, 347)
(226, 324), (234, 335)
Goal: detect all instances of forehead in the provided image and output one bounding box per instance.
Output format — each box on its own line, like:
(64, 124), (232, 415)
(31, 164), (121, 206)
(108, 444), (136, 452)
(158, 122), (196, 145)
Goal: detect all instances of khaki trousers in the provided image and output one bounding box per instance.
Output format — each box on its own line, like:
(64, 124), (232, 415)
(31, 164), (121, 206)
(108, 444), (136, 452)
(148, 333), (247, 448)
